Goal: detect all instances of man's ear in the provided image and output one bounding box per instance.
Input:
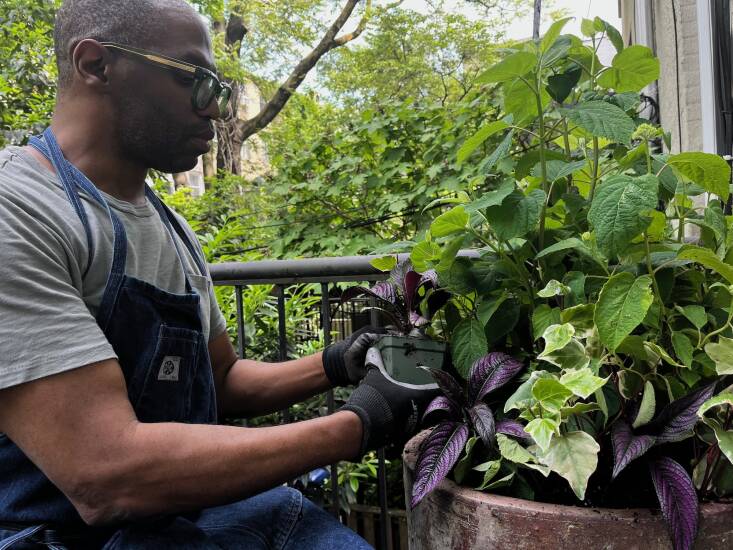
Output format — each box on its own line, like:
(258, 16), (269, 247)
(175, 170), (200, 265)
(70, 39), (112, 91)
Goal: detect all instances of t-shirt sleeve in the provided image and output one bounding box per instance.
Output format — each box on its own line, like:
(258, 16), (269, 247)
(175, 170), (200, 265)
(0, 190), (117, 390)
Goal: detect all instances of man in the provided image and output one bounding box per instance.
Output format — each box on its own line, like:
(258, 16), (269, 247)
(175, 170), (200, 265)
(0, 1), (436, 548)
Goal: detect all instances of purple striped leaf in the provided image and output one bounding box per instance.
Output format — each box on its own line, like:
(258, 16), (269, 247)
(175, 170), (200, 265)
(469, 403), (496, 448)
(418, 269), (438, 290)
(468, 352), (525, 405)
(611, 420), (656, 479)
(411, 421), (470, 508)
(649, 384), (716, 444)
(341, 282), (398, 306)
(649, 457), (699, 550)
(403, 271), (422, 313)
(409, 311), (430, 327)
(424, 368), (465, 406)
(422, 396), (461, 424)
(496, 419), (532, 442)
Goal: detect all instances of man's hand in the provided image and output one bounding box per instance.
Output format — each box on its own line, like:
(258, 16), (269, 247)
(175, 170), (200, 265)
(322, 326), (386, 386)
(341, 367), (439, 457)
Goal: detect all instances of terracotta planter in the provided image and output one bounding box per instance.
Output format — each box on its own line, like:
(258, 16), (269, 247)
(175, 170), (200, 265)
(403, 431), (733, 549)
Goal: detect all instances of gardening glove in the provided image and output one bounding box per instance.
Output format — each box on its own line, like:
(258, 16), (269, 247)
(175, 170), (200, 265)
(341, 365), (440, 457)
(322, 325), (387, 386)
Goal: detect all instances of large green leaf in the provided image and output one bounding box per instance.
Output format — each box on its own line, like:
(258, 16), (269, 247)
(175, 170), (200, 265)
(541, 17), (573, 52)
(671, 332), (694, 367)
(597, 45), (659, 92)
(532, 159), (587, 182)
(704, 337), (733, 375)
(539, 431), (600, 500)
(465, 179), (515, 212)
(504, 78), (549, 124)
(535, 237), (606, 267)
(595, 273), (654, 352)
(410, 241), (441, 272)
(485, 189), (546, 241)
(632, 380), (656, 428)
(431, 206), (469, 237)
(457, 120), (508, 164)
(476, 51), (537, 84)
(451, 318), (488, 378)
(667, 152), (731, 201)
(588, 174), (659, 257)
(677, 245), (733, 285)
(561, 101), (636, 144)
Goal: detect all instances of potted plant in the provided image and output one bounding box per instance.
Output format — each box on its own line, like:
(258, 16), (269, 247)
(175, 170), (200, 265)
(389, 17), (733, 550)
(340, 260), (450, 385)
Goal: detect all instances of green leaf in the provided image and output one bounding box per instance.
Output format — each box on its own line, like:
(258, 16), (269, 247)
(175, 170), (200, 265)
(539, 431), (600, 500)
(540, 339), (590, 370)
(595, 273), (654, 352)
(532, 378), (573, 413)
(477, 293), (508, 326)
(535, 237), (606, 267)
(505, 371), (553, 412)
(532, 305), (561, 341)
(539, 323), (575, 356)
(697, 392), (733, 418)
(541, 17), (573, 52)
(431, 206), (469, 237)
(678, 245), (733, 285)
(546, 68), (582, 103)
(481, 130), (515, 173)
(633, 380), (656, 428)
(559, 369), (608, 399)
(370, 256), (397, 272)
(580, 18), (596, 37)
(588, 174), (659, 257)
(452, 318), (488, 378)
(476, 52), (537, 84)
(474, 459), (501, 489)
(668, 152), (731, 201)
(504, 79), (549, 124)
(438, 235), (466, 270)
(561, 101), (636, 144)
(410, 241), (441, 272)
(497, 433), (535, 464)
(595, 17), (624, 53)
(677, 305), (708, 330)
(465, 179), (515, 212)
(561, 402), (600, 418)
(597, 45), (659, 93)
(533, 159), (587, 183)
(538, 279), (572, 298)
(671, 332), (694, 367)
(485, 189), (546, 241)
(457, 120), (508, 164)
(560, 304), (596, 331)
(704, 337), (733, 375)
(525, 418), (559, 452)
(454, 436), (478, 484)
(644, 342), (686, 368)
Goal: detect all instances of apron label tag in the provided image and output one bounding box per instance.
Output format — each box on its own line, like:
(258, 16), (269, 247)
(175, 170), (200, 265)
(158, 356), (181, 381)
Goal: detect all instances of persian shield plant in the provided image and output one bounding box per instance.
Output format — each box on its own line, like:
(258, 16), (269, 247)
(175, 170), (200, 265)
(394, 17), (733, 550)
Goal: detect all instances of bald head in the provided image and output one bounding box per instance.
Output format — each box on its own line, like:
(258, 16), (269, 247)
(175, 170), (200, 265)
(54, 0), (202, 90)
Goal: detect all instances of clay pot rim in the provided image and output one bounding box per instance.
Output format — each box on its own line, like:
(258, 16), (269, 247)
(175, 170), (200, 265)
(403, 431), (733, 521)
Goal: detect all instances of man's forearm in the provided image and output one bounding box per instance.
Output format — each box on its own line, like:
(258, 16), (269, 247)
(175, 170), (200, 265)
(217, 352), (331, 418)
(79, 410), (362, 524)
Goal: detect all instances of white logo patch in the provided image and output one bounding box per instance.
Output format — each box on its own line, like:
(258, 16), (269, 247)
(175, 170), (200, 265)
(158, 356), (181, 381)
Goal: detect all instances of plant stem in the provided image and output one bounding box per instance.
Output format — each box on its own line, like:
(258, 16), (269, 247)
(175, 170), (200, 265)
(644, 233), (666, 321)
(588, 137), (600, 202)
(535, 81), (549, 252)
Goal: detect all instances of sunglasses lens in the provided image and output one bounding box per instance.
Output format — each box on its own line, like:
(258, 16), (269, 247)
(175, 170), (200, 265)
(217, 87), (232, 113)
(194, 77), (217, 110)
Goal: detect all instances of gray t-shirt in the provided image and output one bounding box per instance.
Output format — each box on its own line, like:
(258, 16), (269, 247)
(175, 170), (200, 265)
(0, 146), (227, 390)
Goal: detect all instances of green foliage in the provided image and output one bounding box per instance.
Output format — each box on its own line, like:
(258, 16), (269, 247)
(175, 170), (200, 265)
(400, 19), (733, 512)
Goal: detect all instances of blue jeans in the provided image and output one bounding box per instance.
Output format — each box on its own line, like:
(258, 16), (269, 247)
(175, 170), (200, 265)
(0, 488), (372, 549)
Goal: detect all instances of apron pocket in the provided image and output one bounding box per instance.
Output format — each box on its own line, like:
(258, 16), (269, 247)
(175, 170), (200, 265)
(133, 324), (201, 423)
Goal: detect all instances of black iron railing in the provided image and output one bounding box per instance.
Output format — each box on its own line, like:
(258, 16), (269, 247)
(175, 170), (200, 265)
(209, 256), (395, 549)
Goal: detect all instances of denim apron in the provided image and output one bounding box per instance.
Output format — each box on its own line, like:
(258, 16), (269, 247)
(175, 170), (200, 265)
(0, 129), (371, 550)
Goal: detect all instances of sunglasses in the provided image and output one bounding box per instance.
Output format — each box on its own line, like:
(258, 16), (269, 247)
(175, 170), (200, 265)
(100, 42), (232, 114)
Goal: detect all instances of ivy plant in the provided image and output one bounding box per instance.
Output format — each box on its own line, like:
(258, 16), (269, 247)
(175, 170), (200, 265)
(389, 17), (733, 550)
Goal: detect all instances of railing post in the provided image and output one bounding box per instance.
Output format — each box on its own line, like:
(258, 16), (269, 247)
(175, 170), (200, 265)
(371, 304), (390, 550)
(321, 283), (340, 518)
(276, 285), (291, 424)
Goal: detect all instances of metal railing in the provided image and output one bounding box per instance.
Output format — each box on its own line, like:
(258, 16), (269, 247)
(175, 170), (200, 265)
(209, 255), (394, 549)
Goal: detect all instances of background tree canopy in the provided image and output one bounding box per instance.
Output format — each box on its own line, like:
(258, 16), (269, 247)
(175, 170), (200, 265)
(0, 0), (541, 261)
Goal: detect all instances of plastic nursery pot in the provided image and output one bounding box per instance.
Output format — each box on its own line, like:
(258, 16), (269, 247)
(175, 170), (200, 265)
(403, 431), (733, 550)
(372, 335), (447, 387)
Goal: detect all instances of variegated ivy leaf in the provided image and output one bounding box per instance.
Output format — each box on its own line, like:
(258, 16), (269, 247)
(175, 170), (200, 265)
(697, 392), (733, 466)
(539, 431), (600, 501)
(541, 339), (591, 371)
(496, 433), (536, 464)
(559, 368), (608, 399)
(704, 337), (733, 375)
(539, 323), (575, 357)
(531, 377), (573, 413)
(538, 280), (571, 298)
(524, 417), (559, 452)
(504, 371), (553, 412)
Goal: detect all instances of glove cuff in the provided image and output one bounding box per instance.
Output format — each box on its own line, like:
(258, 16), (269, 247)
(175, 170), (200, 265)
(322, 343), (347, 387)
(340, 383), (394, 455)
